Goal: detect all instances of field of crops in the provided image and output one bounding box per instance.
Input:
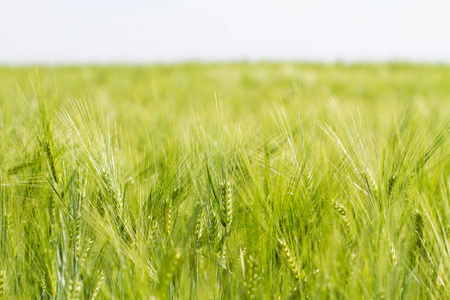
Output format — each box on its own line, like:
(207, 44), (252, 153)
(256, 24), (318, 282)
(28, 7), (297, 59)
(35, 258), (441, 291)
(1, 63), (450, 299)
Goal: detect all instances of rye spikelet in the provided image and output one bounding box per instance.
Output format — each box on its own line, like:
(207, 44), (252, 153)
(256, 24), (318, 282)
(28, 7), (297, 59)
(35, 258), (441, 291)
(413, 209), (424, 254)
(208, 212), (218, 251)
(219, 182), (226, 215)
(331, 199), (355, 241)
(91, 270), (105, 300)
(43, 138), (59, 184)
(159, 248), (182, 290)
(240, 249), (260, 299)
(388, 238), (397, 267)
(80, 238), (94, 266)
(387, 175), (397, 199)
(364, 167), (378, 196)
(278, 238), (301, 282)
(150, 220), (160, 244)
(100, 168), (122, 214)
(43, 262), (56, 298)
(195, 206), (206, 245)
(74, 218), (82, 260)
(304, 172), (314, 195)
(0, 270), (5, 299)
(39, 279), (46, 298)
(219, 241), (228, 269)
(165, 199), (174, 235)
(67, 278), (83, 300)
(225, 185), (233, 230)
(220, 181), (233, 230)
(3, 213), (11, 245)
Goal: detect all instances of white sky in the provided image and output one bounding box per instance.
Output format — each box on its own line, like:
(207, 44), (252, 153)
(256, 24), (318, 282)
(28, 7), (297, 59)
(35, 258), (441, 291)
(1, 0), (450, 64)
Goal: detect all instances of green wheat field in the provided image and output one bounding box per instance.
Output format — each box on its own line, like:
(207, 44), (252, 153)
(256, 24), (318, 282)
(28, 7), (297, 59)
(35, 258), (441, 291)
(1, 63), (450, 299)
